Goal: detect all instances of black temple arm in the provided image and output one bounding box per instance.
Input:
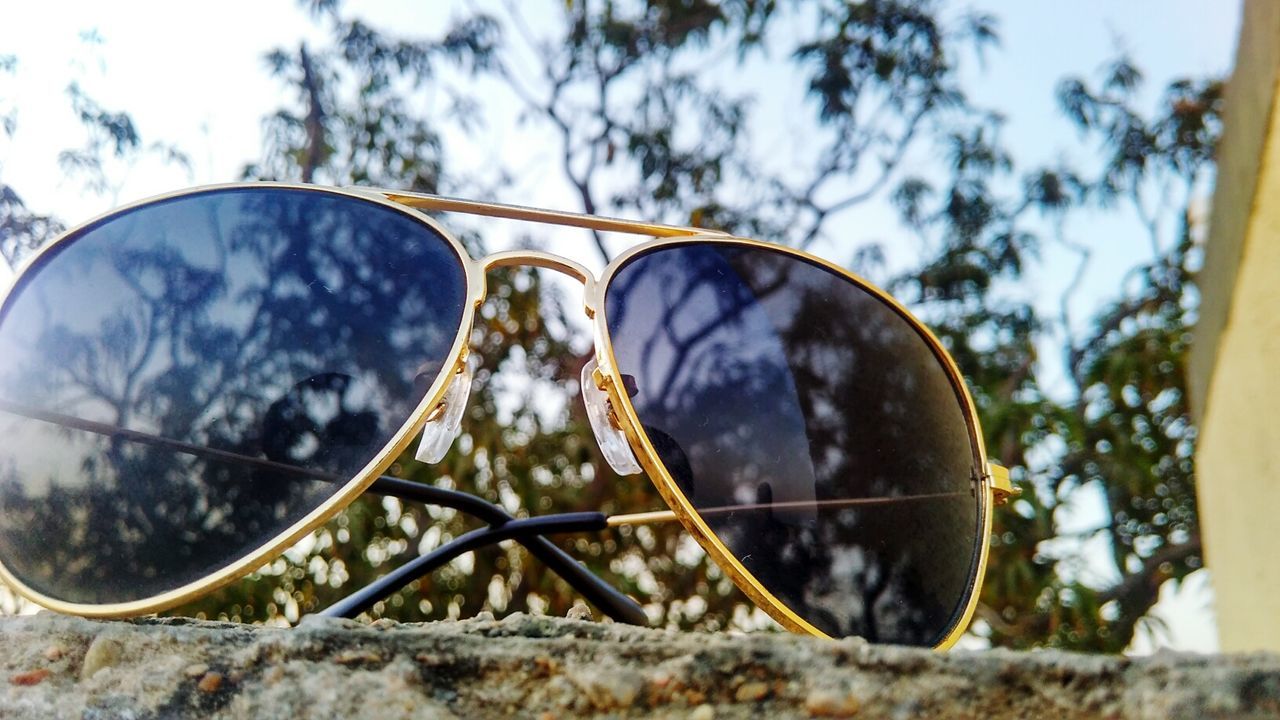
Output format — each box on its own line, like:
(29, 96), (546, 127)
(319, 511), (611, 620)
(366, 476), (647, 624)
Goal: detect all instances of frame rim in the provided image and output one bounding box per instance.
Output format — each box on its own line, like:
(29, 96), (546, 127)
(0, 183), (999, 652)
(0, 182), (484, 618)
(590, 236), (995, 651)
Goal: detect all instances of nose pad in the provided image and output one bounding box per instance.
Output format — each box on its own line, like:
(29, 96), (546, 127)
(415, 359), (474, 464)
(581, 356), (642, 476)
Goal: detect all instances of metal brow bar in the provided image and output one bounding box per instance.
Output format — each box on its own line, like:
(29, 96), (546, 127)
(0, 399), (647, 625)
(607, 491), (975, 527)
(319, 512), (608, 619)
(369, 189), (727, 238)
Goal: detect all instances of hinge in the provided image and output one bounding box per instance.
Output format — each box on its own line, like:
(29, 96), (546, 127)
(988, 463), (1020, 506)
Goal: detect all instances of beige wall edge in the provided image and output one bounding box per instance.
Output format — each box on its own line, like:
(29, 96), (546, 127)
(1194, 0), (1280, 652)
(1191, 0), (1280, 420)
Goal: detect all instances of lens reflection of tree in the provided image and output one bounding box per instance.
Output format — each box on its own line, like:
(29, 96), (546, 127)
(609, 246), (980, 645)
(0, 189), (464, 605)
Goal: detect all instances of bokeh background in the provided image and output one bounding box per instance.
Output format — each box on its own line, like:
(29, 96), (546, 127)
(0, 0), (1239, 653)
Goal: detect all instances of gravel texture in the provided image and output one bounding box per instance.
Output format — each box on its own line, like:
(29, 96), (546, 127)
(2, 613), (1278, 719)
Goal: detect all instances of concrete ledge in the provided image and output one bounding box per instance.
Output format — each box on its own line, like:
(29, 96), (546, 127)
(2, 614), (1279, 719)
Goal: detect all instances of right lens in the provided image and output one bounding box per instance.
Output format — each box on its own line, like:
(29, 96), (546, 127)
(604, 242), (985, 647)
(0, 187), (469, 608)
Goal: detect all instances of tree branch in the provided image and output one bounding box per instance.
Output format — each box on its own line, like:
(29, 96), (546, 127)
(298, 43), (326, 184)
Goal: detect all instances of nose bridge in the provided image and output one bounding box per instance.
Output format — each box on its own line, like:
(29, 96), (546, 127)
(480, 250), (599, 308)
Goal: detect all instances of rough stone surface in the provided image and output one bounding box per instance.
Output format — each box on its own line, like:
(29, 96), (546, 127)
(2, 614), (1279, 719)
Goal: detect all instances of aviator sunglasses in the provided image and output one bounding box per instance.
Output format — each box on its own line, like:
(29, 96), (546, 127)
(0, 184), (1016, 650)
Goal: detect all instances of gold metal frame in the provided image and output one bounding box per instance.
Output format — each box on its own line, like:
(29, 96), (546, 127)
(0, 182), (1007, 651)
(593, 238), (999, 650)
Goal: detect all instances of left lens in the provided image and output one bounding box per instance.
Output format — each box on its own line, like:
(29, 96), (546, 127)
(0, 187), (468, 607)
(603, 241), (985, 646)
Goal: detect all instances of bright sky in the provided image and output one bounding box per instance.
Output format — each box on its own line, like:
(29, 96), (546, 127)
(0, 1), (1242, 652)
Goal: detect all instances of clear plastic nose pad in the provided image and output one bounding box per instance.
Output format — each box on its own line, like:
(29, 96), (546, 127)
(581, 356), (643, 476)
(415, 359), (474, 464)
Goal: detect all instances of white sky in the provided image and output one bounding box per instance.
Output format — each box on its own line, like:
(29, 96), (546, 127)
(0, 1), (1242, 652)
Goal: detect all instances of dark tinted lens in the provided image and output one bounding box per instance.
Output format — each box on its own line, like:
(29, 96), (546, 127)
(0, 187), (467, 605)
(605, 243), (983, 646)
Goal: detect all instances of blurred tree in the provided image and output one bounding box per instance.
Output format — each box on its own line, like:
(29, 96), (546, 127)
(0, 55), (62, 269)
(973, 62), (1219, 651)
(0, 1), (1222, 652)
(174, 0), (1013, 632)
(1, 45), (189, 268)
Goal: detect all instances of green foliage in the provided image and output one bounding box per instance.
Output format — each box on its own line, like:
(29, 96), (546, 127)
(57, 83), (190, 198)
(0, 57), (62, 268)
(976, 62), (1219, 651)
(0, 47), (188, 268)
